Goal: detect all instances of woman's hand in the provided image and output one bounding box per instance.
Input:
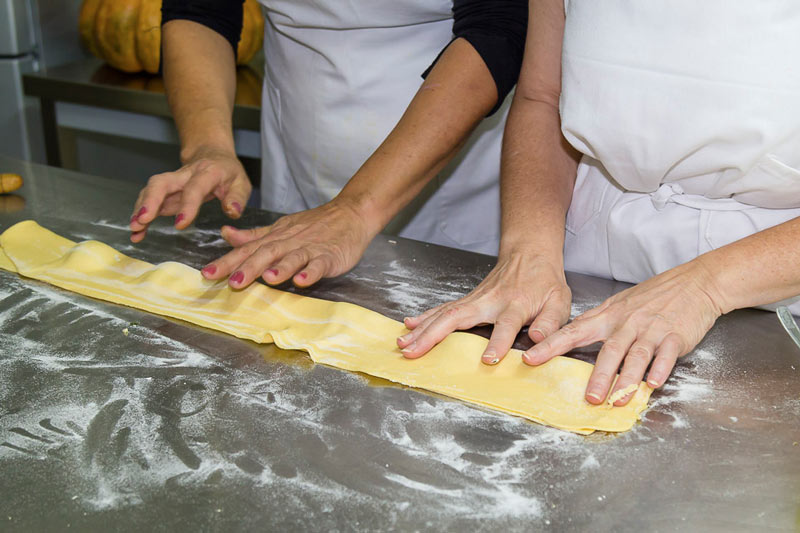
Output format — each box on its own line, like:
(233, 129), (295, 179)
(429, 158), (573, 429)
(200, 198), (377, 288)
(523, 260), (725, 406)
(129, 147), (251, 242)
(397, 251), (572, 363)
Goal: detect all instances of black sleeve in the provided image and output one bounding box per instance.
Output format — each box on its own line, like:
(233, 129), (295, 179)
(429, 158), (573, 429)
(161, 0), (245, 59)
(424, 0), (528, 116)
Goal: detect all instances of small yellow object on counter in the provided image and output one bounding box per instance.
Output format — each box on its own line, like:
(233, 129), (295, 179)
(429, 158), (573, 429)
(0, 173), (23, 194)
(0, 221), (653, 434)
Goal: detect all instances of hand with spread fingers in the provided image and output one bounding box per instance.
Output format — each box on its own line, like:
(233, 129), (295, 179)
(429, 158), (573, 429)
(522, 260), (725, 406)
(398, 251), (572, 364)
(129, 147), (251, 243)
(200, 198), (377, 289)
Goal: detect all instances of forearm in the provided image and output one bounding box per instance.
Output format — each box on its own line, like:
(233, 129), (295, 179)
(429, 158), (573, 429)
(498, 98), (579, 265)
(334, 38), (497, 234)
(694, 216), (800, 313)
(498, 0), (581, 264)
(162, 20), (237, 163)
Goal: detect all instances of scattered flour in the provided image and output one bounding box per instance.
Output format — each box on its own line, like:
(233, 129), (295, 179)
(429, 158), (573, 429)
(580, 454), (600, 470)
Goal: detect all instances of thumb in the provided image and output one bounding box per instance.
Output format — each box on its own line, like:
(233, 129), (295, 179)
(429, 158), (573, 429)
(220, 225), (270, 247)
(221, 177), (252, 219)
(528, 294), (571, 343)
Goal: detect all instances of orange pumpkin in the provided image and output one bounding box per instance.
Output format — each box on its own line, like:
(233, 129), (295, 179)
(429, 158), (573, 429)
(79, 0), (264, 74)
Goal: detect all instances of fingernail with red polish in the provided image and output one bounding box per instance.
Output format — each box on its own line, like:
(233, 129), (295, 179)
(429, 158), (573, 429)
(202, 264), (217, 276)
(230, 271), (244, 285)
(267, 268), (278, 276)
(232, 202), (242, 214)
(175, 213), (185, 225)
(298, 272), (307, 280)
(131, 206), (146, 223)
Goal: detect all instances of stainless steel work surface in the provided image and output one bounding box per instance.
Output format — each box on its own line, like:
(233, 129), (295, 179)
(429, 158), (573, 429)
(23, 59), (261, 130)
(0, 156), (798, 531)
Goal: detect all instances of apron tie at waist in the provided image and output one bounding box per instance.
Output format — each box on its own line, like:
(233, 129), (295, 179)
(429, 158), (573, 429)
(649, 183), (685, 211)
(648, 182), (757, 212)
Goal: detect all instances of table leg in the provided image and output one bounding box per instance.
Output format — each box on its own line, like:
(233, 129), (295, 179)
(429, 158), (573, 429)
(40, 98), (61, 167)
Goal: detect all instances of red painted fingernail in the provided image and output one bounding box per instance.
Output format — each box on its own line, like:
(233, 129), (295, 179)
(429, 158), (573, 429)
(131, 206), (147, 223)
(232, 202), (242, 214)
(298, 272), (307, 280)
(202, 265), (217, 276)
(175, 213), (185, 225)
(267, 268), (278, 276)
(230, 271), (244, 284)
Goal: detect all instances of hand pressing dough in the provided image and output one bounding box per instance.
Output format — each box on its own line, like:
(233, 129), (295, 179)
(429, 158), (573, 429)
(0, 221), (652, 434)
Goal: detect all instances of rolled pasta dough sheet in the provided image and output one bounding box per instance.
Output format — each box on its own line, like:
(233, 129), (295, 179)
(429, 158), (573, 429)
(0, 221), (651, 434)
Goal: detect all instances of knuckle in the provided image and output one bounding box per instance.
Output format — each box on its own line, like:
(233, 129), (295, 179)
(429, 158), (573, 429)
(239, 241), (265, 257)
(602, 337), (626, 353)
(626, 346), (652, 364)
(147, 173), (167, 186)
(559, 322), (582, 337)
(591, 371), (614, 384)
(495, 314), (521, 328)
(534, 316), (559, 332)
(442, 306), (463, 320)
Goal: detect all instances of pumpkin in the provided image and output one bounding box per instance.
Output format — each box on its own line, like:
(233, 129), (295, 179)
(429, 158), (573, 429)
(79, 0), (264, 74)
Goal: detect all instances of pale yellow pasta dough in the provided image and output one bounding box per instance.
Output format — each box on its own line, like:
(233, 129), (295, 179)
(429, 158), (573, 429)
(0, 221), (651, 434)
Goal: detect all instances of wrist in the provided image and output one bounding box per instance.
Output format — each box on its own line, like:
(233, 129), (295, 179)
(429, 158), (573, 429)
(686, 255), (732, 315)
(499, 233), (564, 267)
(329, 193), (385, 240)
(180, 142), (237, 165)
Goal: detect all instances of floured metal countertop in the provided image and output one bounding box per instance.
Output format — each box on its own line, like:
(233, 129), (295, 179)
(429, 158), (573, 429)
(1, 156), (798, 531)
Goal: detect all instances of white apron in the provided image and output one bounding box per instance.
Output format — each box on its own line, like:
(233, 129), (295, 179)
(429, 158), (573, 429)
(560, 1), (800, 312)
(255, 1), (508, 255)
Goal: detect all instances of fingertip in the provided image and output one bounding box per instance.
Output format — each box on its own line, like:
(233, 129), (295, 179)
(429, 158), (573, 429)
(201, 264), (218, 279)
(224, 202), (244, 219)
(261, 268), (280, 285)
(400, 342), (425, 359)
(292, 271), (310, 287)
(528, 328), (546, 343)
(403, 316), (421, 329)
(481, 352), (502, 365)
(521, 348), (544, 366)
(396, 333), (413, 348)
(229, 270), (245, 287)
(585, 391), (604, 405)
